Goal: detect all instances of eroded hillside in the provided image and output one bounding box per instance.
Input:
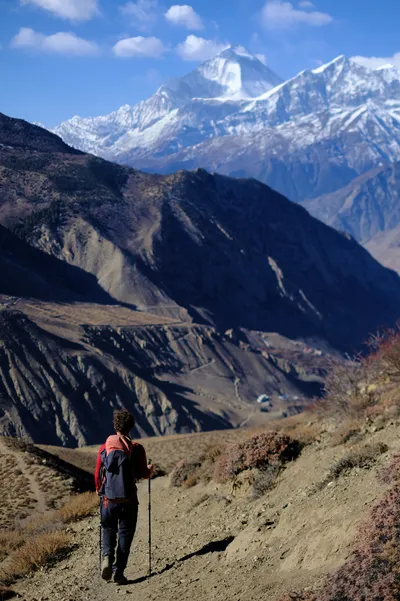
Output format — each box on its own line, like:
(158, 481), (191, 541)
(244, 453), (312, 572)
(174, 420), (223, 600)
(0, 299), (324, 445)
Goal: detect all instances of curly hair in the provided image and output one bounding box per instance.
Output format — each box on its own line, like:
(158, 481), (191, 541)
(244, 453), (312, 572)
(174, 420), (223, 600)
(113, 409), (135, 435)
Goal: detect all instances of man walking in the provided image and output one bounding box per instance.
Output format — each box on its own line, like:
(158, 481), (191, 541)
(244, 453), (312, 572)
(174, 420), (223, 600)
(94, 409), (153, 585)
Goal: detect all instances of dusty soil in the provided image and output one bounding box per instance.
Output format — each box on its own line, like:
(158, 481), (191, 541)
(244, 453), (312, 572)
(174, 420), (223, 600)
(14, 422), (400, 601)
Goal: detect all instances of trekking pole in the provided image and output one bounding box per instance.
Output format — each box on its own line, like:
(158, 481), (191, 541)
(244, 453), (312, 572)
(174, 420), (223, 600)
(148, 459), (152, 577)
(99, 498), (102, 574)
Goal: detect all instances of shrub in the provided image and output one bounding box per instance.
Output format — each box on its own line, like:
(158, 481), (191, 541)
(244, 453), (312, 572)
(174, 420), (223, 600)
(318, 356), (379, 420)
(368, 326), (400, 382)
(170, 444), (225, 488)
(200, 444), (225, 463)
(377, 453), (400, 485)
(1, 531), (71, 583)
(323, 443), (388, 484)
(250, 465), (281, 499)
(170, 460), (202, 488)
(214, 432), (301, 483)
(57, 492), (98, 523)
(150, 464), (167, 479)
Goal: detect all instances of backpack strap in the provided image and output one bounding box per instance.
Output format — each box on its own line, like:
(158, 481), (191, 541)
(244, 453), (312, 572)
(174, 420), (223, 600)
(118, 434), (133, 455)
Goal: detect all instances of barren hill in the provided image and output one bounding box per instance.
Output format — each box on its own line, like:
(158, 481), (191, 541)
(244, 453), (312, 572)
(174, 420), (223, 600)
(303, 161), (400, 274)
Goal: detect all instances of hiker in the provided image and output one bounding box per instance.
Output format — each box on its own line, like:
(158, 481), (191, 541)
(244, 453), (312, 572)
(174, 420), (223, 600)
(94, 409), (154, 585)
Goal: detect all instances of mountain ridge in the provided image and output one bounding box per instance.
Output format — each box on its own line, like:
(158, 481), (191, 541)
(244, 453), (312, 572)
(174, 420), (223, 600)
(2, 114), (400, 351)
(50, 49), (400, 205)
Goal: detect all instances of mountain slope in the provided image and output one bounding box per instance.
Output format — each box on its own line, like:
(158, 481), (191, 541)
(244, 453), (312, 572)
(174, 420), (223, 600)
(2, 113), (400, 352)
(2, 113), (400, 444)
(0, 224), (115, 303)
(303, 161), (400, 272)
(3, 308), (315, 444)
(52, 52), (400, 202)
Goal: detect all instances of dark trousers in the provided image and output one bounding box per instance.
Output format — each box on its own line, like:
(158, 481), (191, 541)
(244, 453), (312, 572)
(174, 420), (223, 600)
(101, 499), (138, 572)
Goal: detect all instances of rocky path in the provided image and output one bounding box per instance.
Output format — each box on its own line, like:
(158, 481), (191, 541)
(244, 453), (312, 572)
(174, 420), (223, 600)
(15, 427), (396, 601)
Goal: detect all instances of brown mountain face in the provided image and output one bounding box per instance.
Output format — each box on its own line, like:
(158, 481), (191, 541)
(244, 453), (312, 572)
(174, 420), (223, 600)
(0, 224), (115, 303)
(0, 112), (400, 444)
(303, 162), (400, 274)
(2, 113), (400, 350)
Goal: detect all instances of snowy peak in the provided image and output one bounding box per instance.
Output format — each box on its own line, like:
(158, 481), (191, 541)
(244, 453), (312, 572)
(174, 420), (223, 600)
(312, 54), (347, 74)
(194, 45), (283, 99)
(160, 45), (283, 103)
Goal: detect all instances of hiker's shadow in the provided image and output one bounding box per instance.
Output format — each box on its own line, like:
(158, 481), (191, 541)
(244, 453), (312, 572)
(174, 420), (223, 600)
(126, 537), (235, 585)
(126, 575), (149, 585)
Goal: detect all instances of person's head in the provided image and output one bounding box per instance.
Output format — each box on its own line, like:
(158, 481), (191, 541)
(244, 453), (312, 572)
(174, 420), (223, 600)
(113, 409), (135, 436)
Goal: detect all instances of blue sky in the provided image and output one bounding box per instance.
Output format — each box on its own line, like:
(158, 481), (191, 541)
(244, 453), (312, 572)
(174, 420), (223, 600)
(1, 0), (400, 126)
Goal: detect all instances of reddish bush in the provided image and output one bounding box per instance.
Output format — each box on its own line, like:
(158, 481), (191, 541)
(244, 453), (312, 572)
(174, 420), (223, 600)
(368, 327), (400, 381)
(280, 483), (400, 601)
(214, 432), (301, 483)
(378, 453), (400, 485)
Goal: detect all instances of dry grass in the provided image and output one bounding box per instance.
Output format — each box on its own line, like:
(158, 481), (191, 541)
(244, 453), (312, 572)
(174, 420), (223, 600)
(58, 492), (98, 523)
(0, 531), (25, 563)
(0, 492), (97, 584)
(315, 443), (389, 491)
(1, 531), (71, 583)
(0, 452), (34, 529)
(277, 418), (323, 446)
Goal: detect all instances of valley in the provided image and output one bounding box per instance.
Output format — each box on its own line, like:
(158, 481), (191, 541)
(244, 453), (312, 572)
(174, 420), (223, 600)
(1, 111), (400, 444)
(2, 3), (400, 600)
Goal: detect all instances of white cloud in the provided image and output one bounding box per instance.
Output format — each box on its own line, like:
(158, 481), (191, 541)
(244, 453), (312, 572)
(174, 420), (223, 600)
(261, 0), (333, 29)
(120, 0), (160, 30)
(176, 35), (226, 61)
(20, 0), (98, 21)
(113, 35), (165, 58)
(165, 5), (204, 30)
(298, 0), (316, 8)
(11, 27), (99, 55)
(351, 53), (400, 70)
(255, 53), (267, 65)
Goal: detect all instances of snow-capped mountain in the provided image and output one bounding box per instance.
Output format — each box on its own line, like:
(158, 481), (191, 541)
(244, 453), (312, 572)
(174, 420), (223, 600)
(53, 48), (400, 202)
(54, 46), (282, 157)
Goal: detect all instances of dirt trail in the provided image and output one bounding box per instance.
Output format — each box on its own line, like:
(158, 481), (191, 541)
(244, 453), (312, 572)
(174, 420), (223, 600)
(0, 438), (47, 516)
(14, 423), (400, 601)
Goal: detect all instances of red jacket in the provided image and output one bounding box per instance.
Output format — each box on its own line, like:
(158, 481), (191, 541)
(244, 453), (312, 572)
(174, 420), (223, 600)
(94, 437), (151, 493)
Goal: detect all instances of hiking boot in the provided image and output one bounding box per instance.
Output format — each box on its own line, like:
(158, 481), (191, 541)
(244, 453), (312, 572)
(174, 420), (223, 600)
(101, 556), (113, 581)
(113, 570), (128, 585)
